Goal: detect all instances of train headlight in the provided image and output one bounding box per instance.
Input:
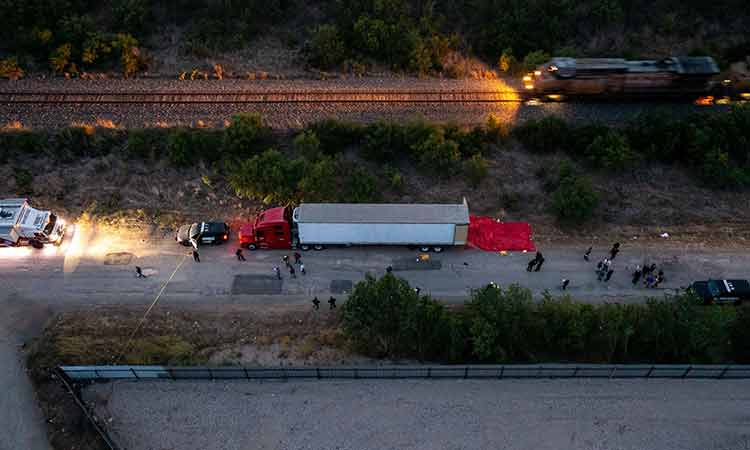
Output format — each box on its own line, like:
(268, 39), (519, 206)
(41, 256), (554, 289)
(524, 84), (534, 90)
(534, 70), (541, 76)
(522, 75), (532, 82)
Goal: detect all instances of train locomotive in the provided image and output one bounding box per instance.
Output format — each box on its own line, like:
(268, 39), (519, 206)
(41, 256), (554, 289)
(524, 56), (723, 99)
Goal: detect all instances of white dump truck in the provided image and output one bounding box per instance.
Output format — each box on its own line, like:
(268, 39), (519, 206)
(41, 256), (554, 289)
(0, 198), (67, 247)
(292, 199), (470, 252)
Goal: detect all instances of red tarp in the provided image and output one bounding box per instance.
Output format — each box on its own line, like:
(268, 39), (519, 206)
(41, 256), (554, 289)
(467, 216), (536, 252)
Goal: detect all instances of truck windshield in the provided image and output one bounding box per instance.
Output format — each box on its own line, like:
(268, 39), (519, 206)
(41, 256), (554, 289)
(43, 214), (57, 236)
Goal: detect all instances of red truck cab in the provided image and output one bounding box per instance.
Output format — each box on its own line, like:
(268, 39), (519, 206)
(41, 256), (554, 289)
(238, 206), (292, 250)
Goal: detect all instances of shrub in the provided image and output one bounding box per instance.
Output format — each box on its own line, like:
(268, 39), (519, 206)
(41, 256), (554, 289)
(341, 274), (452, 360)
(112, 0), (151, 36)
(298, 157), (338, 201)
(126, 128), (166, 159)
(293, 130), (322, 160)
(49, 43), (73, 73)
(111, 33), (142, 77)
(384, 165), (404, 192)
(166, 129), (193, 167)
(224, 113), (264, 158)
(0, 57), (24, 80)
(14, 168), (34, 195)
(551, 167), (599, 224)
(227, 149), (305, 203)
(410, 128), (461, 174)
(486, 113), (511, 144)
(464, 154), (489, 187)
(345, 167), (380, 202)
(308, 120), (364, 152)
(0, 131), (47, 161)
(514, 117), (572, 153)
(306, 24), (347, 69)
(54, 127), (96, 160)
(522, 50), (550, 72)
(584, 130), (639, 170)
(363, 121), (405, 162)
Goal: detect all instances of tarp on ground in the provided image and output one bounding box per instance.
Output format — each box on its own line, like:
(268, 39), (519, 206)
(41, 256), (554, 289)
(467, 216), (536, 252)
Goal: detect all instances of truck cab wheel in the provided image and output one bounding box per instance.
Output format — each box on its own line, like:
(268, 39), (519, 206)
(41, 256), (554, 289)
(300, 244), (311, 251)
(247, 243), (257, 250)
(313, 244), (325, 251)
(419, 246), (430, 252)
(432, 246), (443, 253)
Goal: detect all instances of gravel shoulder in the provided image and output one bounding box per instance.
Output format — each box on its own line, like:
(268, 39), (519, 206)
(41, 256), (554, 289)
(87, 378), (750, 450)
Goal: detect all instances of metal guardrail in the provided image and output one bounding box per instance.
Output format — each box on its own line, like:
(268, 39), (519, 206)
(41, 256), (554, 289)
(59, 364), (750, 381)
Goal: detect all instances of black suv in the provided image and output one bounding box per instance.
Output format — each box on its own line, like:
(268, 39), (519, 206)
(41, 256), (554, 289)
(690, 279), (750, 305)
(176, 222), (230, 246)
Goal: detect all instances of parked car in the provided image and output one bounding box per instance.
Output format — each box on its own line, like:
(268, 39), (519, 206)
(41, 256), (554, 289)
(689, 279), (750, 305)
(176, 222), (230, 247)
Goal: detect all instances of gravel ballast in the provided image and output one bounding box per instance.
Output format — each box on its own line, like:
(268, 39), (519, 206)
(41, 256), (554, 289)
(86, 379), (750, 450)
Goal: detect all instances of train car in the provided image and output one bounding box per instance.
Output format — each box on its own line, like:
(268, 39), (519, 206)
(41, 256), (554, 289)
(525, 56), (720, 98)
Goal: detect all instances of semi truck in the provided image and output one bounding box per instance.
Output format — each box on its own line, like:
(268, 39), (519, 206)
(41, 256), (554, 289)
(0, 198), (67, 248)
(238, 200), (470, 252)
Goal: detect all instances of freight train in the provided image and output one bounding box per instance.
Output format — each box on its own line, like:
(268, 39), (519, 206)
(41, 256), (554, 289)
(523, 56), (735, 100)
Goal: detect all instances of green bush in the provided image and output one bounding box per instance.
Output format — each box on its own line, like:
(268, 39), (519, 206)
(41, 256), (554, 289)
(341, 273), (452, 360)
(14, 168), (34, 195)
(308, 120), (364, 153)
(514, 117), (572, 153)
(410, 128), (461, 174)
(464, 154), (488, 187)
(551, 167), (599, 224)
(166, 129), (193, 167)
(306, 24), (347, 69)
(341, 275), (744, 364)
(522, 50), (550, 72)
(112, 0), (151, 36)
(0, 131), (47, 162)
(345, 166), (380, 202)
(293, 129), (322, 160)
(54, 127), (96, 160)
(298, 157), (338, 201)
(0, 57), (24, 79)
(363, 121), (405, 162)
(126, 128), (166, 160)
(584, 130), (639, 170)
(224, 113), (264, 158)
(227, 148), (305, 204)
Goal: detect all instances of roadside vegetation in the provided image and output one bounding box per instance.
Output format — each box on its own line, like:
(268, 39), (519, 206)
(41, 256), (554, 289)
(1, 0), (748, 77)
(2, 106), (749, 226)
(342, 274), (750, 364)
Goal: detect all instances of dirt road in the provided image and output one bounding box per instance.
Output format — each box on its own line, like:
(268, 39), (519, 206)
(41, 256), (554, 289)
(87, 378), (750, 450)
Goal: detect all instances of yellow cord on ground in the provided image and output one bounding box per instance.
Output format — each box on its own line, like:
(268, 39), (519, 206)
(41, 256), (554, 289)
(115, 253), (188, 364)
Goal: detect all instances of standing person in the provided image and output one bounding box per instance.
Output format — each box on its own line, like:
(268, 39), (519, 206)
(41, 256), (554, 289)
(584, 247), (592, 262)
(631, 265), (642, 286)
(609, 243), (621, 260)
(654, 270), (664, 287)
(534, 255), (545, 272)
(414, 287), (421, 295)
(135, 266), (146, 278)
(289, 265), (296, 278)
(192, 250), (200, 263)
(526, 258), (536, 272)
(605, 268), (614, 282)
(236, 248), (246, 261)
(294, 252), (301, 265)
(644, 273), (655, 288)
(649, 263), (657, 275)
(300, 263), (306, 275)
(273, 265), (281, 280)
(386, 265), (393, 274)
(312, 297), (320, 310)
(328, 296), (336, 309)
(561, 279), (570, 290)
(283, 255), (290, 267)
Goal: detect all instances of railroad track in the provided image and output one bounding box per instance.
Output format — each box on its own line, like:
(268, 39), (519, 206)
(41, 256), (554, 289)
(0, 91), (525, 104)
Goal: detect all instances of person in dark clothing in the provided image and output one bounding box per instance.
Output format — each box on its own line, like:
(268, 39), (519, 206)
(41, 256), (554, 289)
(610, 243), (621, 260)
(561, 279), (570, 290)
(236, 248), (246, 261)
(273, 265), (281, 280)
(328, 296), (336, 309)
(654, 270), (664, 287)
(526, 259), (536, 272)
(294, 252), (301, 264)
(584, 247), (592, 262)
(534, 257), (545, 272)
(632, 266), (642, 285)
(283, 255), (290, 267)
(312, 297), (320, 310)
(605, 268), (614, 282)
(192, 250), (200, 262)
(289, 265), (296, 278)
(135, 266), (146, 278)
(300, 263), (306, 275)
(414, 287), (421, 295)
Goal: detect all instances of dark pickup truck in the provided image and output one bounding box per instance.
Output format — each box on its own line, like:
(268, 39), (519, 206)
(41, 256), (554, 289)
(690, 279), (750, 305)
(176, 222), (230, 247)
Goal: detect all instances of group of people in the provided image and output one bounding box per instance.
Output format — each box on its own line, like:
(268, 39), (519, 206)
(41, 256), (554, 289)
(631, 263), (665, 288)
(274, 252), (306, 279)
(526, 252), (545, 272)
(312, 296), (337, 310)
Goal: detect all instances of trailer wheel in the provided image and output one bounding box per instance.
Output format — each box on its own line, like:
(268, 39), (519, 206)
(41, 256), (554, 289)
(419, 246), (430, 252)
(247, 243), (257, 250)
(432, 246), (443, 253)
(313, 244), (325, 251)
(300, 244), (311, 251)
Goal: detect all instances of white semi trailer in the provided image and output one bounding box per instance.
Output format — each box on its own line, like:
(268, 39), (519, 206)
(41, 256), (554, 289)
(292, 199), (470, 252)
(0, 198), (67, 247)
